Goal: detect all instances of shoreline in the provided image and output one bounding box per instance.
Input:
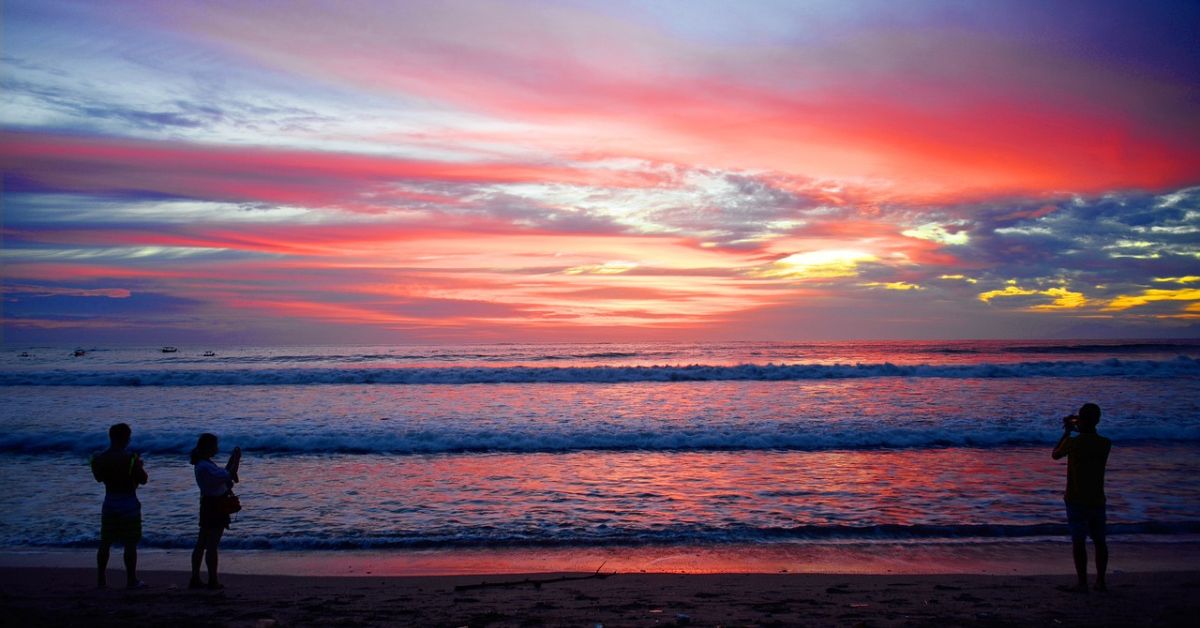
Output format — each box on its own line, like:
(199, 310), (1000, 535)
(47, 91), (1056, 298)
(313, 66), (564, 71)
(4, 566), (1198, 626)
(6, 537), (1200, 625)
(5, 538), (1200, 577)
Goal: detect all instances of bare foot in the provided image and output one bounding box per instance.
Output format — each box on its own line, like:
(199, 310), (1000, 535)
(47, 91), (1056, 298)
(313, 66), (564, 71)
(1094, 581), (1108, 593)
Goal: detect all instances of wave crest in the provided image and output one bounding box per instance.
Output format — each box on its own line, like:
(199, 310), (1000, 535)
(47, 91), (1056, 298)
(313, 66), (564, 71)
(2, 357), (1197, 386)
(5, 422), (1197, 456)
(35, 521), (1200, 550)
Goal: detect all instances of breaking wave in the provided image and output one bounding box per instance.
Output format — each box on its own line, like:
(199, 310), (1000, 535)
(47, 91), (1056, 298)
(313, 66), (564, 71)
(4, 421), (1196, 456)
(33, 521), (1200, 550)
(2, 357), (1197, 386)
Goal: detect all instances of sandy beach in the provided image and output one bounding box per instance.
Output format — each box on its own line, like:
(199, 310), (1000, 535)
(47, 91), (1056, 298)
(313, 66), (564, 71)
(3, 566), (1199, 627)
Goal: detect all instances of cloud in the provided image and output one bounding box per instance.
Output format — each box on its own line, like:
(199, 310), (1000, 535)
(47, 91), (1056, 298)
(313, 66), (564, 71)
(902, 223), (969, 246)
(2, 284), (131, 298)
(3, 289), (201, 320)
(748, 249), (877, 281)
(0, 133), (869, 250)
(978, 285), (1040, 303)
(3, 2), (1199, 342)
(0, 130), (671, 213)
(11, 1), (1200, 199)
(564, 261), (639, 275)
(1104, 288), (1200, 312)
(949, 188), (1200, 290)
(1030, 287), (1088, 311)
(861, 281), (922, 291)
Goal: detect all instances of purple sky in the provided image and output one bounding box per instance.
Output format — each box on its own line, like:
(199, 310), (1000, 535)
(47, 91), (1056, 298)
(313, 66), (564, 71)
(3, 1), (1199, 345)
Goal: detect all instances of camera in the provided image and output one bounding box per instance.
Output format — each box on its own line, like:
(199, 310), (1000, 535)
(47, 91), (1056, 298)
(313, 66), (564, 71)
(1063, 415), (1080, 431)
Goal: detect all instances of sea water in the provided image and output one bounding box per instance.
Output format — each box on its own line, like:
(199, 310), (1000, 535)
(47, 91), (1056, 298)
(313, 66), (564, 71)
(1, 340), (1198, 554)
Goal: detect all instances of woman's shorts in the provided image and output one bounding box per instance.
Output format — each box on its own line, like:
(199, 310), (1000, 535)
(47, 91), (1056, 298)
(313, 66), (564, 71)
(199, 495), (231, 530)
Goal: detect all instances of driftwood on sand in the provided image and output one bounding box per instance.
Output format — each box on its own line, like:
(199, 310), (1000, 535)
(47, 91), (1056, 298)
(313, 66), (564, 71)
(454, 563), (615, 591)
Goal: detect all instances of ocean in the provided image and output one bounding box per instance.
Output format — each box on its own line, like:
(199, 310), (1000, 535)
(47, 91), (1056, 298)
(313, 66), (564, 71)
(2, 340), (1199, 555)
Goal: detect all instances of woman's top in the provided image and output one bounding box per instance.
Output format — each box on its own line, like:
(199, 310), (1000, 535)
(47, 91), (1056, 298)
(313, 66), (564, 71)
(194, 459), (234, 497)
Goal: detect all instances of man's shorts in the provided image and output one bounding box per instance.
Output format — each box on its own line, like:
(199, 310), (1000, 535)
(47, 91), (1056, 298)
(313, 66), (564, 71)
(100, 493), (141, 545)
(1066, 502), (1106, 542)
(100, 513), (142, 545)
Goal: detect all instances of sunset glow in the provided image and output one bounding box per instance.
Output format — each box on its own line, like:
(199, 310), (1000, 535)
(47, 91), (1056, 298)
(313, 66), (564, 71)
(3, 0), (1198, 343)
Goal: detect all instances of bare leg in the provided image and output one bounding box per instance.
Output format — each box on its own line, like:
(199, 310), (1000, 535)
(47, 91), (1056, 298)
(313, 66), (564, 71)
(205, 526), (225, 588)
(1094, 537), (1109, 591)
(97, 541), (111, 587)
(124, 543), (139, 587)
(188, 530), (205, 590)
(1071, 538), (1089, 591)
(190, 529), (207, 587)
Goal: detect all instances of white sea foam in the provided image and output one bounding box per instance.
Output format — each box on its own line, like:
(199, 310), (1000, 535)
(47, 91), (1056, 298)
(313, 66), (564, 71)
(4, 420), (1197, 456)
(2, 357), (1197, 386)
(26, 521), (1200, 550)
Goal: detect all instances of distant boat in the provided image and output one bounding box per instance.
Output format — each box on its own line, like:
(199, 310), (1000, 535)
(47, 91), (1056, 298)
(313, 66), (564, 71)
(161, 346), (178, 353)
(73, 349), (86, 357)
(19, 352), (31, 358)
(203, 351), (216, 357)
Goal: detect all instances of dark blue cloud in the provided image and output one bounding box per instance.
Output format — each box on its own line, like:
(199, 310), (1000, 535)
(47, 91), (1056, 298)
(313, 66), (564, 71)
(4, 289), (201, 318)
(1, 178), (190, 203)
(876, 187), (1197, 317)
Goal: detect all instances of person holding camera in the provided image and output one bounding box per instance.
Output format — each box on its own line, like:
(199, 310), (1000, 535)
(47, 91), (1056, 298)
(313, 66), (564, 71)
(189, 433), (241, 590)
(1051, 402), (1112, 593)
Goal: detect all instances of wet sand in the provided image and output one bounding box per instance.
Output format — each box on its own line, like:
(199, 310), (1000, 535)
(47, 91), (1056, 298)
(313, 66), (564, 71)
(7, 539), (1200, 577)
(5, 542), (1199, 626)
(3, 566), (1199, 627)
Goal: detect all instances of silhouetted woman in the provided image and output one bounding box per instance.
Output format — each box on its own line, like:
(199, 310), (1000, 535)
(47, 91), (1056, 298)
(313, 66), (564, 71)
(189, 433), (241, 590)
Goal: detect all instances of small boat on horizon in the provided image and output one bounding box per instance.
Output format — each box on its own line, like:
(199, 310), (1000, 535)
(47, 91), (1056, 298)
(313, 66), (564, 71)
(161, 346), (178, 353)
(73, 349), (86, 357)
(203, 351), (216, 357)
(19, 352), (31, 358)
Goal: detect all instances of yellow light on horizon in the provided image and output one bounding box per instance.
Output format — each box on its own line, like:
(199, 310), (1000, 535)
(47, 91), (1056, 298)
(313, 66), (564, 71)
(978, 285), (1038, 303)
(1030, 287), (1087, 310)
(750, 249), (877, 280)
(563, 260), (640, 275)
(978, 283), (1087, 310)
(861, 281), (922, 291)
(1105, 288), (1200, 311)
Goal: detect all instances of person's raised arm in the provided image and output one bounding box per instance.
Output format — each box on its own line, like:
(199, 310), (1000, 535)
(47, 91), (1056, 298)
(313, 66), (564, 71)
(90, 455), (103, 482)
(1052, 416), (1074, 459)
(226, 447), (241, 484)
(132, 453), (148, 485)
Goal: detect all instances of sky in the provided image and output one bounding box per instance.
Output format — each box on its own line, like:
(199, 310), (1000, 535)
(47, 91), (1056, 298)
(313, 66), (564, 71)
(2, 0), (1199, 345)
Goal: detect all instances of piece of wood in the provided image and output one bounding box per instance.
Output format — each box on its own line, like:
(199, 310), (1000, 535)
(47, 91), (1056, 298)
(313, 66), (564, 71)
(454, 563), (615, 591)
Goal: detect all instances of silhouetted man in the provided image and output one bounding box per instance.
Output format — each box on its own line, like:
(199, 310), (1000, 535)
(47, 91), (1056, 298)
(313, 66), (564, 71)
(91, 423), (149, 588)
(1051, 402), (1111, 592)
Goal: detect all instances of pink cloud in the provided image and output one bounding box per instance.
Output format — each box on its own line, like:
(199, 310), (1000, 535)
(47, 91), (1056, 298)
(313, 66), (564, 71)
(3, 284), (131, 298)
(0, 131), (669, 211)
(159, 2), (1200, 199)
